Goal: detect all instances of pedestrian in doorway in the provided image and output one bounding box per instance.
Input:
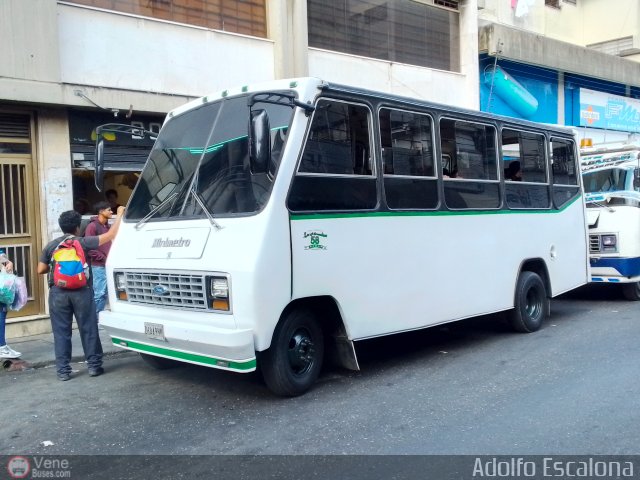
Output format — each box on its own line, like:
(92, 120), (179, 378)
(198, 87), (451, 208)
(84, 201), (113, 317)
(0, 250), (21, 359)
(37, 207), (124, 381)
(105, 189), (121, 215)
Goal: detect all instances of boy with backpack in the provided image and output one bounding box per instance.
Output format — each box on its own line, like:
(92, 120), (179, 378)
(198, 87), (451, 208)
(37, 207), (124, 381)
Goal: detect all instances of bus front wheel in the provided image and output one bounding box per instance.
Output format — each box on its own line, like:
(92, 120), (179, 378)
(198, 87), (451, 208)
(260, 309), (324, 397)
(622, 282), (640, 301)
(508, 271), (549, 333)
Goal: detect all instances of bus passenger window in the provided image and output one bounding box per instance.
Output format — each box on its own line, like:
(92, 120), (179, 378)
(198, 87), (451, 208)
(439, 119), (497, 181)
(439, 118), (499, 209)
(501, 129), (546, 184)
(289, 99), (377, 212)
(299, 100), (372, 176)
(379, 108), (437, 210)
(551, 138), (579, 208)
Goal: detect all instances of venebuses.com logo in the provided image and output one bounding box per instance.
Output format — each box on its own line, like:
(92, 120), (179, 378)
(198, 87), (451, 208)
(7, 456), (30, 479)
(6, 456), (72, 478)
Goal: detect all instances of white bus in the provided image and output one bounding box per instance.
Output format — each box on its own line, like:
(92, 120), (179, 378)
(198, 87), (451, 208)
(94, 78), (588, 396)
(581, 145), (640, 300)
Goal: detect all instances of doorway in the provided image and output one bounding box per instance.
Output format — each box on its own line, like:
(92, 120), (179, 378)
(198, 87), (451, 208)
(0, 111), (43, 317)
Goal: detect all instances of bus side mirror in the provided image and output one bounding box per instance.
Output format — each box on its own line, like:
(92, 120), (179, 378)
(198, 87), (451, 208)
(249, 109), (270, 174)
(94, 136), (105, 192)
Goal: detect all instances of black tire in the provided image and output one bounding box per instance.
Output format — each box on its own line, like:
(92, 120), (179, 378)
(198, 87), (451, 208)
(622, 282), (640, 301)
(508, 271), (549, 333)
(260, 309), (324, 397)
(139, 353), (181, 370)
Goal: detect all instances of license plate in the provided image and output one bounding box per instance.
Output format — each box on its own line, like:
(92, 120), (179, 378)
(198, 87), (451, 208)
(144, 322), (165, 341)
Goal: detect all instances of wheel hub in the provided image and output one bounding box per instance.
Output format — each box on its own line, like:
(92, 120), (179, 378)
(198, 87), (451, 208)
(525, 287), (542, 317)
(287, 329), (315, 375)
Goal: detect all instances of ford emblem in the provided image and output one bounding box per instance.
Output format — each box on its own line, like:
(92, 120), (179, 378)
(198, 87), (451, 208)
(152, 284), (170, 296)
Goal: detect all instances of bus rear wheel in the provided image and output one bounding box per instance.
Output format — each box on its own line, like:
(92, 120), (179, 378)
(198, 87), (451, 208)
(622, 281), (640, 301)
(508, 271), (548, 333)
(260, 309), (324, 397)
(139, 353), (181, 370)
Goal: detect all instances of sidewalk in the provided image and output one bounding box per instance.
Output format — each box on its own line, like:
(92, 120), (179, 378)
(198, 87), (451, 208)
(2, 328), (128, 371)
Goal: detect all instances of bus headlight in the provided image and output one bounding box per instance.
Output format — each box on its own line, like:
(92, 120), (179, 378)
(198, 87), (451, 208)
(114, 272), (128, 300)
(209, 276), (230, 311)
(602, 234), (617, 252)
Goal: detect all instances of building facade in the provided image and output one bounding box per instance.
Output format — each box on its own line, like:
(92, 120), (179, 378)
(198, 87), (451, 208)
(1, 0), (478, 336)
(478, 0), (640, 147)
(6, 0), (638, 337)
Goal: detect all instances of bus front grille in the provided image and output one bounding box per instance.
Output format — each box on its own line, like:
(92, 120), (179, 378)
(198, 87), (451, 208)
(123, 271), (208, 310)
(589, 235), (601, 253)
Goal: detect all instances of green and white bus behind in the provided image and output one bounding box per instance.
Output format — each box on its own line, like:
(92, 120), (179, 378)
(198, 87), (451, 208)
(581, 145), (640, 300)
(96, 78), (589, 396)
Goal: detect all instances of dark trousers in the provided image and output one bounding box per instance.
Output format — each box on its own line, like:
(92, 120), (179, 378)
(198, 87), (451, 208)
(49, 286), (103, 375)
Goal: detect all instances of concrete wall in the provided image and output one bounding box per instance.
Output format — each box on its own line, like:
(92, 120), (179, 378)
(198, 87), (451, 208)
(308, 49), (470, 108)
(580, 0), (639, 47)
(36, 110), (73, 241)
(308, 0), (479, 109)
(0, 0), (60, 82)
(479, 23), (640, 88)
(0, 1), (275, 113)
(58, 4), (276, 98)
(479, 0), (640, 50)
(2, 1), (480, 112)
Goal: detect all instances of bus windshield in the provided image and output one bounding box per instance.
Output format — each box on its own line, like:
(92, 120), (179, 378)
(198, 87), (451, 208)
(126, 95), (293, 221)
(583, 167), (630, 194)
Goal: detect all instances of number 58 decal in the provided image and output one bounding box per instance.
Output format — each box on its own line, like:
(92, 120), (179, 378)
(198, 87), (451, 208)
(303, 230), (328, 250)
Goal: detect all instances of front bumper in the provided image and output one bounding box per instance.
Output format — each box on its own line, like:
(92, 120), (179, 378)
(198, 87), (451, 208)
(589, 256), (640, 284)
(100, 310), (256, 373)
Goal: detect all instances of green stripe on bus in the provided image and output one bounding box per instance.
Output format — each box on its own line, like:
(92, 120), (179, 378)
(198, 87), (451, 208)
(290, 195), (581, 220)
(111, 337), (256, 371)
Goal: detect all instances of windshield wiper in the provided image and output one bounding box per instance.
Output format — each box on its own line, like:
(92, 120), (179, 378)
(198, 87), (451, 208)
(176, 168), (223, 230)
(134, 191), (179, 230)
(190, 188), (223, 230)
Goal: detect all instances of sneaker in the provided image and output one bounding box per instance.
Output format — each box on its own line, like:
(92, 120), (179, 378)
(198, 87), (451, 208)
(88, 367), (104, 377)
(57, 373), (71, 381)
(0, 345), (21, 359)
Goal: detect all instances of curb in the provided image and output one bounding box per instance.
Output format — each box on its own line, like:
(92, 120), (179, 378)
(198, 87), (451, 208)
(1, 348), (135, 372)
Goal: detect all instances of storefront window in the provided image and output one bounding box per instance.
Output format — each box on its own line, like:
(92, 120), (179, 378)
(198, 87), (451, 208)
(68, 109), (163, 221)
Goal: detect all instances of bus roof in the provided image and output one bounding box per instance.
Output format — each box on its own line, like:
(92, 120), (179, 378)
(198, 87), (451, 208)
(580, 145), (640, 172)
(167, 78), (576, 138)
(322, 80), (576, 136)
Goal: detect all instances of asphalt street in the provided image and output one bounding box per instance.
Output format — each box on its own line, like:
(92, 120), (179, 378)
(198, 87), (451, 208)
(1, 284), (638, 460)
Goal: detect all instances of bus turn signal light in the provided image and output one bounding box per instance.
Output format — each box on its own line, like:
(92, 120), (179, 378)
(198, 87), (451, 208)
(212, 299), (229, 311)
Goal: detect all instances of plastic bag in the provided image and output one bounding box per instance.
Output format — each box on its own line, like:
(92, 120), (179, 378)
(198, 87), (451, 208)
(10, 277), (27, 311)
(0, 270), (16, 306)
